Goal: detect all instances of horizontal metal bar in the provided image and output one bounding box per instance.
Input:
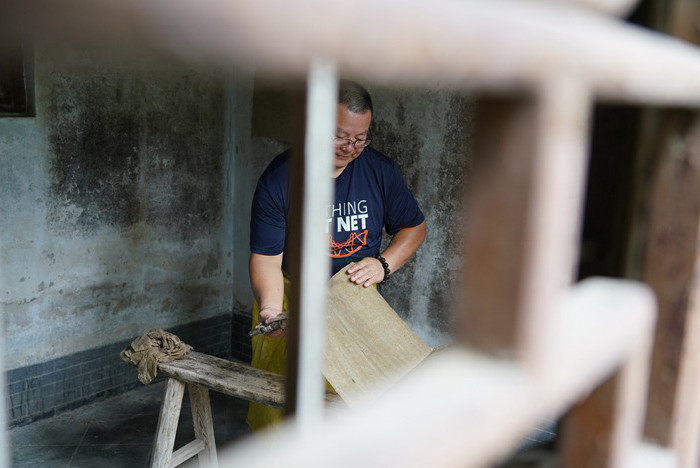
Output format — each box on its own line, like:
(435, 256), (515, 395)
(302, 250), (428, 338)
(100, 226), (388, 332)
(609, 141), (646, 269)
(10, 0), (700, 105)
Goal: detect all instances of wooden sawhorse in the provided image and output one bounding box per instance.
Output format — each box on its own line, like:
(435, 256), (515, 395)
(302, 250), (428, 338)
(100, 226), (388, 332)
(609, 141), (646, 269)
(148, 351), (290, 468)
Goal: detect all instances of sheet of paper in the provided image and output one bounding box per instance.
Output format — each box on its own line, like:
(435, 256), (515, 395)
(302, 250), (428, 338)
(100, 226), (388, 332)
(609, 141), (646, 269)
(323, 264), (432, 407)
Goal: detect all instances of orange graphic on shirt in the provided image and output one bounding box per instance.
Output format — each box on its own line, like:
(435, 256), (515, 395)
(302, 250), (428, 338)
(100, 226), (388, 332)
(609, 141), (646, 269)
(329, 230), (368, 258)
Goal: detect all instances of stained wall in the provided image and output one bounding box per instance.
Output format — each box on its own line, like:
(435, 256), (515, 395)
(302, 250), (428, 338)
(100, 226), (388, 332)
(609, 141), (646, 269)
(1, 44), (236, 424)
(1, 49), (473, 424)
(370, 86), (472, 346)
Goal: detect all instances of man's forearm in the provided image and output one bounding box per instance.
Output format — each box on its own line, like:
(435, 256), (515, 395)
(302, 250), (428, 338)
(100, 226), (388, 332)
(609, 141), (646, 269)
(249, 253), (285, 310)
(381, 221), (427, 273)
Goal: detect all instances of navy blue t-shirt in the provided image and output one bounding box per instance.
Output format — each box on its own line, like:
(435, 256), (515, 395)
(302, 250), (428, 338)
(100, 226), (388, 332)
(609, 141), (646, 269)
(250, 147), (424, 275)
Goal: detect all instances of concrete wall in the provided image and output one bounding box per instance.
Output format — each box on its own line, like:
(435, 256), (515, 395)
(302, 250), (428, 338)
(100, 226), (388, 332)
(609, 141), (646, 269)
(370, 85), (472, 347)
(0, 43), (233, 371)
(1, 48), (473, 422)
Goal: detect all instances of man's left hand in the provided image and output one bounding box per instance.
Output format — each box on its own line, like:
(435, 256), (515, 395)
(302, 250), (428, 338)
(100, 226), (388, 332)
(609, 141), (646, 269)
(347, 257), (385, 287)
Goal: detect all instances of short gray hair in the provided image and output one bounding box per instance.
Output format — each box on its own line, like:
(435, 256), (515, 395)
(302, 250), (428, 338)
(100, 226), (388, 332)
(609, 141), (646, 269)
(338, 80), (373, 115)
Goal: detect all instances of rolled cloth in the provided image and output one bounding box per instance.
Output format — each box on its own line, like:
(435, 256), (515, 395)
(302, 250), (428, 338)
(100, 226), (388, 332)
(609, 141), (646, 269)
(120, 329), (192, 384)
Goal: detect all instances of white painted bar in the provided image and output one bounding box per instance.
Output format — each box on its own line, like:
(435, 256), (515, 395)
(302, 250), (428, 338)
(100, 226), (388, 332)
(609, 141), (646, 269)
(630, 442), (677, 468)
(218, 279), (656, 468)
(12, 0), (700, 106)
(553, 0), (640, 17)
(519, 76), (593, 369)
(294, 59), (338, 430)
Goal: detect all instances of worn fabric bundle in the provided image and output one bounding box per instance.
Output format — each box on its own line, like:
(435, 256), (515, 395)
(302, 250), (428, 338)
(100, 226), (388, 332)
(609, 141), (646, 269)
(120, 329), (192, 384)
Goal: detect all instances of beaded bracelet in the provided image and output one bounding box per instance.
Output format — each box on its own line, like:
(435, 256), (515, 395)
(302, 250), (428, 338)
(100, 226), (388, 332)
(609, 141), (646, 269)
(375, 255), (391, 284)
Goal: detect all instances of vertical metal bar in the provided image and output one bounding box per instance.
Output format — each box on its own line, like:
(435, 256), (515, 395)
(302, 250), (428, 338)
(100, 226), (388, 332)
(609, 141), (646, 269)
(286, 59), (338, 429)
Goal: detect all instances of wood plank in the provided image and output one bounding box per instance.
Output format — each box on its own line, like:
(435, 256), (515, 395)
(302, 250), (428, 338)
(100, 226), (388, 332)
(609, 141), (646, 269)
(457, 96), (537, 355)
(560, 276), (655, 468)
(218, 278), (656, 468)
(150, 378), (186, 468)
(14, 0), (700, 106)
(159, 353), (286, 408)
(324, 265), (432, 407)
(560, 335), (652, 468)
(561, 373), (620, 468)
(170, 439), (204, 467)
(157, 352), (337, 408)
(188, 384), (217, 467)
(458, 82), (590, 365)
(670, 299), (700, 468)
(519, 78), (592, 368)
(641, 111), (700, 468)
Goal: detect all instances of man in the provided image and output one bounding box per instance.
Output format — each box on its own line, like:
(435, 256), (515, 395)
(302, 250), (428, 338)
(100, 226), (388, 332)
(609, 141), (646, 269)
(247, 80), (426, 430)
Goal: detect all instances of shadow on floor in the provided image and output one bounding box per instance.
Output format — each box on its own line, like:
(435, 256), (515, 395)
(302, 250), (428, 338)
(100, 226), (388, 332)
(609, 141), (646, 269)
(11, 380), (251, 468)
(11, 378), (558, 467)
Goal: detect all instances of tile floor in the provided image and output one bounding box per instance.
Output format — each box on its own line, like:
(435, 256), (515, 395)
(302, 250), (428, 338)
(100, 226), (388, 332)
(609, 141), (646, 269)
(10, 379), (557, 467)
(10, 379), (250, 468)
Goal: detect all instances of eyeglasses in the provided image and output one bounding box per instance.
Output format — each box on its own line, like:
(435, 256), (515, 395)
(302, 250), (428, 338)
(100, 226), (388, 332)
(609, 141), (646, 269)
(333, 135), (371, 149)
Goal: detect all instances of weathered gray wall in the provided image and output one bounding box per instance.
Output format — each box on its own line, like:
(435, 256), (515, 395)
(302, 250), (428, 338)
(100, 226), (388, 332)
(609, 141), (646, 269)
(0, 44), (233, 370)
(0, 52), (473, 369)
(227, 80), (289, 315)
(370, 86), (472, 347)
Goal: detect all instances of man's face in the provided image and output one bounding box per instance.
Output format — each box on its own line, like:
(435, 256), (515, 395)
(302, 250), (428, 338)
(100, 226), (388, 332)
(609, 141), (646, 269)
(334, 104), (372, 174)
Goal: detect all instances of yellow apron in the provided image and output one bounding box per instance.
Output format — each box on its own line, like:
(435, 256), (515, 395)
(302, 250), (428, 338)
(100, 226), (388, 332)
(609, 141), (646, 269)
(246, 276), (338, 431)
(246, 276), (291, 431)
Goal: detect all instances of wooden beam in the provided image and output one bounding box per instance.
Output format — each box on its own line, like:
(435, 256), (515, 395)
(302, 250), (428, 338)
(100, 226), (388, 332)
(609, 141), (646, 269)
(519, 78), (592, 367)
(157, 352), (288, 408)
(457, 96), (537, 355)
(562, 373), (624, 468)
(188, 384), (217, 467)
(560, 307), (654, 468)
(150, 378), (186, 468)
(9, 0), (700, 105)
(669, 0), (700, 45)
(285, 61), (337, 426)
(641, 111), (700, 468)
(170, 440), (205, 467)
(459, 78), (591, 365)
(218, 279), (655, 468)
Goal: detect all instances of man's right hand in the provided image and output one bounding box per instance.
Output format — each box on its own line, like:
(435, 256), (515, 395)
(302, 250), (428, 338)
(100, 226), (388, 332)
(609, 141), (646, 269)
(250, 252), (287, 338)
(259, 306), (287, 338)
